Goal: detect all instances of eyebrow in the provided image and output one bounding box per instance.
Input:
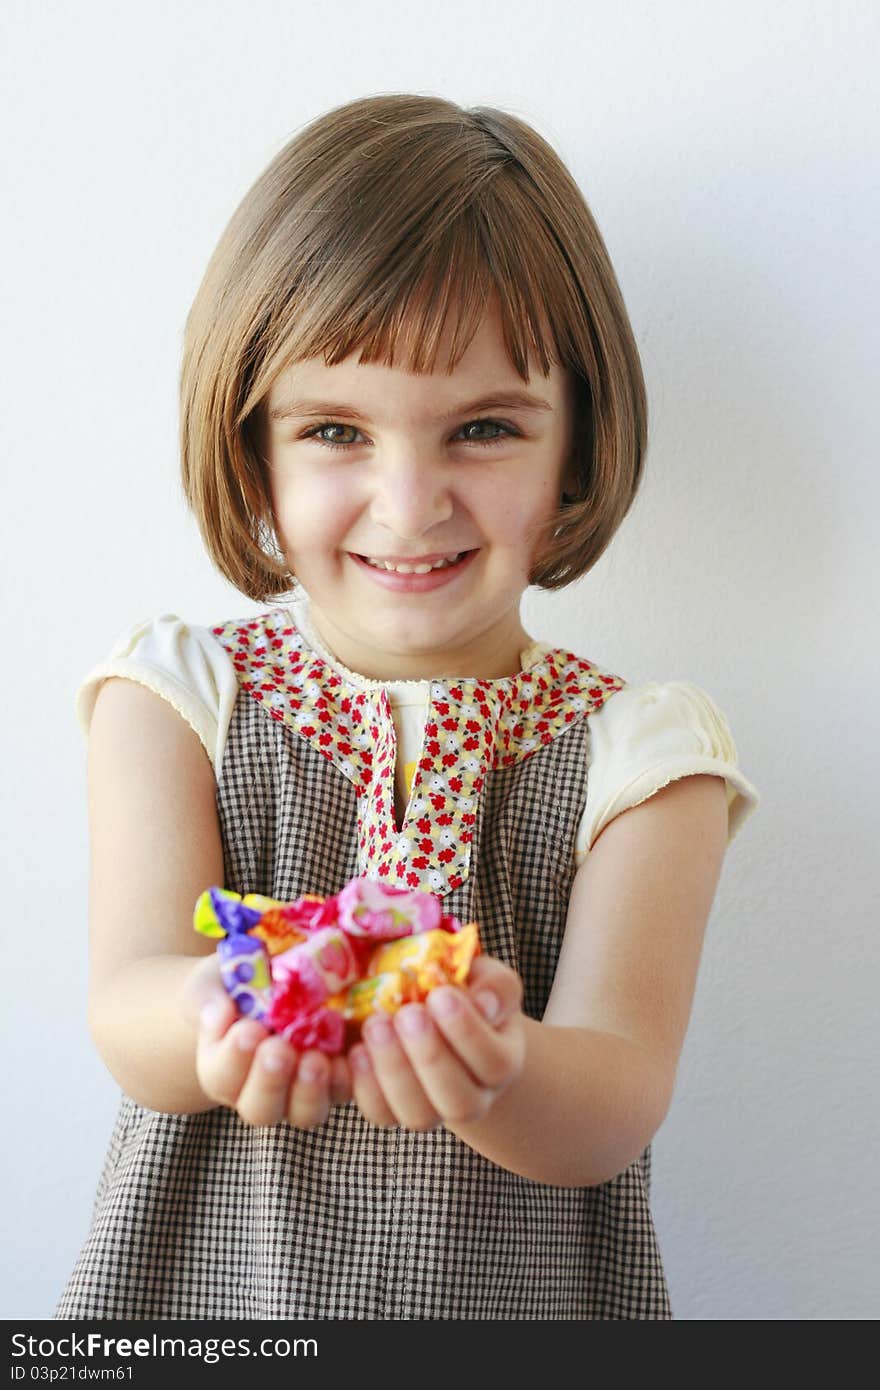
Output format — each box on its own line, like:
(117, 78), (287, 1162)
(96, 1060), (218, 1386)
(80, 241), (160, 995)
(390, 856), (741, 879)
(268, 389), (555, 424)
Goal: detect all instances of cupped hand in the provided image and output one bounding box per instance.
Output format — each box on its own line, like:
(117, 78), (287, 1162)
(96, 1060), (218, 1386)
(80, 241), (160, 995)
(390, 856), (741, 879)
(179, 952), (524, 1132)
(180, 954), (351, 1128)
(346, 953), (526, 1131)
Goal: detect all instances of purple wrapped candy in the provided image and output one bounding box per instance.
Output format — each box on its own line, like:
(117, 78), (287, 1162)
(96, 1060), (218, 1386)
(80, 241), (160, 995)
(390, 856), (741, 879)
(210, 889), (273, 1021)
(209, 888), (263, 937)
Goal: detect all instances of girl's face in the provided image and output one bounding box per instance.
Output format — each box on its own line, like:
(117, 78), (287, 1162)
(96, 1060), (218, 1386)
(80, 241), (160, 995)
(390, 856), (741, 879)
(263, 297), (577, 681)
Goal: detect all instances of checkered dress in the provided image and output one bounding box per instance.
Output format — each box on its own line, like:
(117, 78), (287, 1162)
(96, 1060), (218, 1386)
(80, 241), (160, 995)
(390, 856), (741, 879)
(57, 616), (672, 1320)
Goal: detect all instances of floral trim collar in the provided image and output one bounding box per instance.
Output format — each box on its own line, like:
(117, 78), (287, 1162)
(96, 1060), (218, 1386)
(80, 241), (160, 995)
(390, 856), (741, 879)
(212, 609), (625, 897)
(286, 591), (552, 698)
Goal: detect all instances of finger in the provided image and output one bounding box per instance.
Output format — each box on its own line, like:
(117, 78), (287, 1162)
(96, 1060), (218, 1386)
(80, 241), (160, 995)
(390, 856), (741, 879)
(464, 956), (523, 1025)
(329, 1053), (353, 1107)
(181, 955), (229, 1030)
(348, 1043), (398, 1127)
(361, 1012), (441, 1130)
(197, 1015), (269, 1107)
(232, 1036), (298, 1127)
(393, 1001), (492, 1124)
(197, 993), (238, 1041)
(286, 1049), (333, 1129)
(425, 987), (518, 1091)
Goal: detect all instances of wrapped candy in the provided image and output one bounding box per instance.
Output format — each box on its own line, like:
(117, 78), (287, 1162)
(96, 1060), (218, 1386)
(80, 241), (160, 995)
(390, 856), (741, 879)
(194, 887), (274, 1021)
(322, 923), (481, 1050)
(335, 878), (442, 938)
(325, 972), (419, 1035)
(364, 923), (479, 990)
(194, 876), (481, 1054)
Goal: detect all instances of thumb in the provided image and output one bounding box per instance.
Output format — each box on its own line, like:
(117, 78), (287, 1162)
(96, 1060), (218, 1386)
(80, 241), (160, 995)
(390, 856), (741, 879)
(180, 953), (231, 1030)
(464, 953), (523, 1025)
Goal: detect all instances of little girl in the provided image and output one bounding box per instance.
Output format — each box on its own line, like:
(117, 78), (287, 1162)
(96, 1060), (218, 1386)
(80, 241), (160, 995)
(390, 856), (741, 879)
(57, 92), (759, 1321)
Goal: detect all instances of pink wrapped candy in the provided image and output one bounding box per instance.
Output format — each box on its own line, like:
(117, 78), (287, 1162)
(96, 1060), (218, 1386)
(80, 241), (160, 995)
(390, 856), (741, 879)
(336, 878), (442, 939)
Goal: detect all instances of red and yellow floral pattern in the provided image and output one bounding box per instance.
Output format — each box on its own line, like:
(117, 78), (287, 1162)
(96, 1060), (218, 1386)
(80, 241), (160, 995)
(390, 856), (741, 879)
(212, 611), (625, 897)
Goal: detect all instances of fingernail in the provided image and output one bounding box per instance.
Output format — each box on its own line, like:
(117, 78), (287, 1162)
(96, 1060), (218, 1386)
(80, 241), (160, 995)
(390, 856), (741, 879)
(397, 1006), (429, 1037)
(299, 1056), (324, 1082)
(365, 1015), (394, 1046)
(200, 1000), (227, 1033)
(430, 988), (461, 1018)
(475, 990), (500, 1021)
(351, 1047), (372, 1074)
(261, 1049), (288, 1075)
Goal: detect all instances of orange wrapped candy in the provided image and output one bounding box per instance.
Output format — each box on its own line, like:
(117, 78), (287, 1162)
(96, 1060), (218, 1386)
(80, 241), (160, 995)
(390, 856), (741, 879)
(325, 923), (481, 1047)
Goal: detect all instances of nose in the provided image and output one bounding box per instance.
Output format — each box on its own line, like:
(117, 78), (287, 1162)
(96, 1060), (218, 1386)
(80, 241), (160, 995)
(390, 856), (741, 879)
(367, 451), (454, 541)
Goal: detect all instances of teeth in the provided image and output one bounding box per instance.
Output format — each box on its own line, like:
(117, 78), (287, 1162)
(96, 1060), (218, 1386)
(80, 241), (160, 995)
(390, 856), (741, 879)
(364, 553), (464, 573)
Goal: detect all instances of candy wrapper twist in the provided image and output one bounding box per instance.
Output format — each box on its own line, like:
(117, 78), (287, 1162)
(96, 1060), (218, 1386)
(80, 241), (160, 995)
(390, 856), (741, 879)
(193, 876), (481, 1055)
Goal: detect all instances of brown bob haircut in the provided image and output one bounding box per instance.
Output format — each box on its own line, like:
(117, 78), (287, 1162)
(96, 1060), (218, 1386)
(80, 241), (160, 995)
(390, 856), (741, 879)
(180, 93), (647, 601)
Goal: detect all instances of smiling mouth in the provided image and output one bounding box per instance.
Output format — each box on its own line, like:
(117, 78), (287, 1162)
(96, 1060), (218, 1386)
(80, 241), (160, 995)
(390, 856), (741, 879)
(353, 550), (475, 574)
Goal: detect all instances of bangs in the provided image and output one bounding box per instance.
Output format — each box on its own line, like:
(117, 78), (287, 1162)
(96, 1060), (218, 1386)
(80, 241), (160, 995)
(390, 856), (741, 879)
(242, 181), (581, 425)
(318, 204), (564, 380)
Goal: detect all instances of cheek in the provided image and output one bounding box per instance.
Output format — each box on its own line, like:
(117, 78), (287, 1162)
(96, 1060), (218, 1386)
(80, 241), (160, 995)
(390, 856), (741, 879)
(272, 476), (355, 550)
(487, 482), (558, 544)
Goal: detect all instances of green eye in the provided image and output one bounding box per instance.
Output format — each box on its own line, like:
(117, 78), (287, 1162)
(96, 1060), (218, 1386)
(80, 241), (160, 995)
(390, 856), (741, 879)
(309, 423), (361, 450)
(304, 418), (519, 452)
(459, 420), (510, 443)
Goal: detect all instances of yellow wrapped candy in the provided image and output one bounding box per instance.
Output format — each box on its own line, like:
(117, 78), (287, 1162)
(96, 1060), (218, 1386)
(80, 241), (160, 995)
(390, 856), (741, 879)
(324, 923), (481, 1046)
(366, 923), (480, 991)
(326, 971), (419, 1026)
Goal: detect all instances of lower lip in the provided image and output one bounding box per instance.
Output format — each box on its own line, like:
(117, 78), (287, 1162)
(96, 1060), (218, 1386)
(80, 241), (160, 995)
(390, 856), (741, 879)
(348, 550), (479, 592)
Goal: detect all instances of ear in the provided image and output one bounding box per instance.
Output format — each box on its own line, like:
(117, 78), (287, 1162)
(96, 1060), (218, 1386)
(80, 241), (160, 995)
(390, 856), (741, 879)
(561, 456), (582, 502)
(561, 369), (592, 503)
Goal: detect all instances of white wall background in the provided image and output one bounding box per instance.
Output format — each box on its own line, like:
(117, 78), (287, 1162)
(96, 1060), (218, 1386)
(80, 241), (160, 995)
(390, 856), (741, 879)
(2, 0), (877, 1321)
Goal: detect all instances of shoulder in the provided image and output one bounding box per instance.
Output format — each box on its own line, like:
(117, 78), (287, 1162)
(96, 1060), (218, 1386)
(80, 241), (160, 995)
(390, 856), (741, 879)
(588, 677), (741, 759)
(75, 612), (251, 773)
(575, 677), (761, 858)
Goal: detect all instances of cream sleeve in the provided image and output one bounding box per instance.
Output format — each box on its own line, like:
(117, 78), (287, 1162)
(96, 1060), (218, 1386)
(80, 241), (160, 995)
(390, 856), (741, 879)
(575, 680), (760, 861)
(74, 614), (240, 774)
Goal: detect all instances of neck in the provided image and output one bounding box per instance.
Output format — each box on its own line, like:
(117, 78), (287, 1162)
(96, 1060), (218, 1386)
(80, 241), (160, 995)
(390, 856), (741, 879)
(298, 597), (533, 682)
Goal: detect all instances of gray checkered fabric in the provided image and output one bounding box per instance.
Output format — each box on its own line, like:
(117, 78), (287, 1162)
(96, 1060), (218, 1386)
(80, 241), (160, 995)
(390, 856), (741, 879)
(57, 648), (672, 1320)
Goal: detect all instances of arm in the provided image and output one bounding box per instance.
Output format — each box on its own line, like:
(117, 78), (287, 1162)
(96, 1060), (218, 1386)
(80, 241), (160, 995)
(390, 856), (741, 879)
(350, 774), (730, 1186)
(86, 678), (353, 1120)
(84, 677), (227, 1113)
(449, 773), (730, 1184)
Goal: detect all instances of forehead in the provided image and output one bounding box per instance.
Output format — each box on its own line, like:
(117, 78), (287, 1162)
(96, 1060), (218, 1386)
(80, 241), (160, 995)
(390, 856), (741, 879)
(266, 296), (571, 417)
